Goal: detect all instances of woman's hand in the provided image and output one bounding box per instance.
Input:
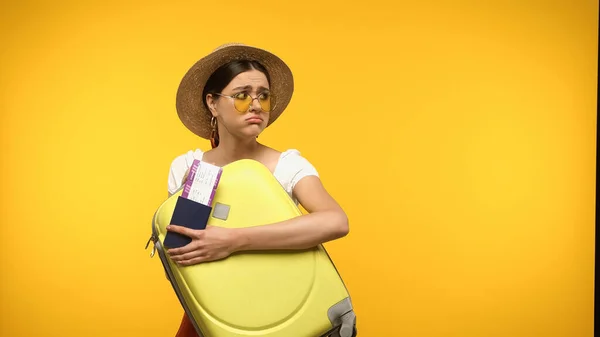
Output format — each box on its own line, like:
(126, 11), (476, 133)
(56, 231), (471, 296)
(166, 225), (239, 265)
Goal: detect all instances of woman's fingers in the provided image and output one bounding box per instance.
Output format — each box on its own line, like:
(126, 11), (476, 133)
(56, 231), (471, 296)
(167, 225), (201, 238)
(170, 249), (204, 262)
(166, 226), (205, 254)
(166, 225), (234, 266)
(168, 242), (201, 256)
(177, 255), (209, 266)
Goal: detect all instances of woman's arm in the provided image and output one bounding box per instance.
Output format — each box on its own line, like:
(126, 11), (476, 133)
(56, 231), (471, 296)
(166, 175), (349, 265)
(231, 175), (349, 252)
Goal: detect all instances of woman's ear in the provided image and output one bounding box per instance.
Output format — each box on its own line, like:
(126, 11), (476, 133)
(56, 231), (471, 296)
(206, 94), (218, 117)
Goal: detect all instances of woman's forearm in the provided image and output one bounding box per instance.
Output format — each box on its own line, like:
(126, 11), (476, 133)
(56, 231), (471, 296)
(230, 210), (349, 251)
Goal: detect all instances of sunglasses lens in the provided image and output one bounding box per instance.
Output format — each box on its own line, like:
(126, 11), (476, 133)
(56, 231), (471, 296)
(259, 93), (271, 112)
(234, 95), (252, 112)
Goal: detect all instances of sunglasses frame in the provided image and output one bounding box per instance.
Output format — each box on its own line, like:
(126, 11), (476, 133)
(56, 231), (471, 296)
(213, 92), (275, 113)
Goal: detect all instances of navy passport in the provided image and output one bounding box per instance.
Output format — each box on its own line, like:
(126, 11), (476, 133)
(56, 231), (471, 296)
(163, 196), (213, 249)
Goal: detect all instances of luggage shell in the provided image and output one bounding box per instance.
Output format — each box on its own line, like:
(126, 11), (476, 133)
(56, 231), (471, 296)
(148, 159), (357, 337)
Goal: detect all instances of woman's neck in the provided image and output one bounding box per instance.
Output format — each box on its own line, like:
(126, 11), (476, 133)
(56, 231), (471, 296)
(214, 133), (261, 163)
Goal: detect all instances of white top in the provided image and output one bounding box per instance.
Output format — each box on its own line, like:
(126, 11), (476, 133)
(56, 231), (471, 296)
(167, 149), (319, 204)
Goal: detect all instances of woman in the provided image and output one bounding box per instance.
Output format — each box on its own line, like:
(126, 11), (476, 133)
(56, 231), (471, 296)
(165, 43), (350, 337)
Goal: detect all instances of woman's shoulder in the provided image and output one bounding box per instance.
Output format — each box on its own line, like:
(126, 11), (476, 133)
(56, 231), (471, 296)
(260, 147), (317, 202)
(260, 145), (302, 161)
(167, 148), (205, 194)
(277, 148), (315, 168)
(274, 148), (319, 189)
(170, 149), (204, 177)
(170, 148), (205, 167)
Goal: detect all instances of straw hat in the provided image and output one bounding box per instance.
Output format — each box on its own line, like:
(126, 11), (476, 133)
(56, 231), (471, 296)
(175, 43), (294, 139)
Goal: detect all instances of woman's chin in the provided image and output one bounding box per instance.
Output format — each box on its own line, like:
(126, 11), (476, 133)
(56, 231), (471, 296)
(241, 125), (263, 138)
(234, 129), (262, 141)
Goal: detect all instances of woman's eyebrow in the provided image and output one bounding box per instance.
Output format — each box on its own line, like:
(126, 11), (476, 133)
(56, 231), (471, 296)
(232, 85), (252, 91)
(231, 85), (270, 92)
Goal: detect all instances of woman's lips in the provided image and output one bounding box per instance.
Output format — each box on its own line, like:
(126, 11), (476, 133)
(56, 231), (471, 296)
(246, 117), (263, 124)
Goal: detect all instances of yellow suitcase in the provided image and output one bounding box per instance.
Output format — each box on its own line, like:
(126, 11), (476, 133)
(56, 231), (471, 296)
(146, 159), (357, 337)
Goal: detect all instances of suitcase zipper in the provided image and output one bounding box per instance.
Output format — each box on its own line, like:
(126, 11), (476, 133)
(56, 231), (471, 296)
(145, 233), (158, 258)
(147, 205), (206, 337)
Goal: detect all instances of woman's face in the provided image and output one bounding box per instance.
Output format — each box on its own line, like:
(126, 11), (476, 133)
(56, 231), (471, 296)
(207, 69), (271, 140)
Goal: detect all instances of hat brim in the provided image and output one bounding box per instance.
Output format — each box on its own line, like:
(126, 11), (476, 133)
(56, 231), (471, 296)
(176, 44), (294, 139)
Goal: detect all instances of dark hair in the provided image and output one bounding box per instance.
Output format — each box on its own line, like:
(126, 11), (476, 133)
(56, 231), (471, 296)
(203, 60), (270, 110)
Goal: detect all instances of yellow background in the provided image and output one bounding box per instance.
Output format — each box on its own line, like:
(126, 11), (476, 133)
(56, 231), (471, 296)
(0, 0), (596, 336)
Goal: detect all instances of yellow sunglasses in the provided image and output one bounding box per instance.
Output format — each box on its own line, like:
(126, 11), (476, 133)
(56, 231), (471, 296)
(214, 92), (272, 113)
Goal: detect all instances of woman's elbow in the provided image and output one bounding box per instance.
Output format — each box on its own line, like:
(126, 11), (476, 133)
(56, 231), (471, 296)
(332, 211), (349, 238)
